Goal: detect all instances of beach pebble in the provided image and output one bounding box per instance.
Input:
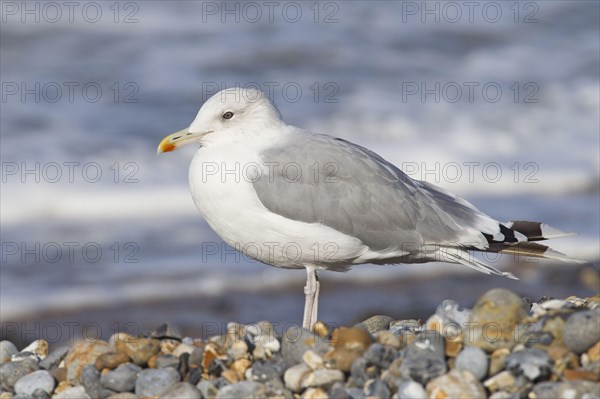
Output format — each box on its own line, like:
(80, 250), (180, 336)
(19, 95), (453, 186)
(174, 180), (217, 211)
(118, 337), (160, 366)
(14, 370), (55, 396)
(556, 380), (600, 399)
(80, 365), (101, 398)
(196, 380), (218, 399)
(173, 344), (195, 358)
(159, 382), (202, 399)
(100, 363), (141, 392)
(250, 360), (284, 382)
(455, 346), (488, 380)
(468, 289), (528, 352)
(397, 380), (427, 399)
(426, 369), (486, 399)
(301, 387), (328, 399)
(64, 340), (111, 383)
(281, 327), (330, 368)
(135, 368), (179, 397)
(505, 348), (553, 381)
(355, 315), (394, 334)
(327, 327), (372, 372)
(94, 352), (130, 371)
(20, 340), (48, 360)
(146, 323), (183, 341)
(397, 331), (446, 384)
(363, 343), (397, 369)
(0, 341), (18, 363)
(53, 386), (91, 399)
(301, 368), (344, 389)
(363, 379), (390, 398)
(0, 358), (40, 391)
(436, 299), (472, 328)
(303, 350), (324, 370)
(105, 393), (138, 399)
(216, 381), (266, 399)
(484, 370), (516, 392)
(563, 309), (600, 353)
(39, 346), (69, 370)
(328, 382), (350, 399)
(155, 354), (179, 369)
(531, 381), (560, 399)
(284, 363), (311, 392)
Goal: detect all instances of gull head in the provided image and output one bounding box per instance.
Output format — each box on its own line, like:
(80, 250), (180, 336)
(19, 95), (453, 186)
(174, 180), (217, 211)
(157, 87), (282, 154)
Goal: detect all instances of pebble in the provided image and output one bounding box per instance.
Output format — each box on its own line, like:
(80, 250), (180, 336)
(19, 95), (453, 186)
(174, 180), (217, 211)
(80, 365), (102, 399)
(216, 381), (266, 398)
(14, 370), (55, 396)
(302, 387), (328, 399)
(396, 380), (427, 399)
(284, 363), (311, 392)
(301, 368), (345, 389)
(396, 331), (446, 385)
(94, 352), (130, 370)
(505, 348), (553, 381)
(116, 336), (160, 366)
(375, 331), (402, 349)
(53, 386), (91, 399)
(363, 379), (390, 398)
(0, 358), (40, 391)
(489, 348), (510, 376)
(155, 354), (179, 369)
(159, 382), (202, 398)
(106, 393), (138, 399)
(250, 359), (284, 382)
(426, 369), (486, 399)
(39, 346), (69, 370)
(227, 341), (248, 361)
(146, 323), (183, 341)
(135, 368), (179, 397)
(64, 340), (111, 383)
(327, 327), (373, 372)
(562, 309), (600, 353)
(587, 341), (600, 362)
(362, 343), (398, 369)
(20, 340), (48, 360)
(556, 380), (600, 399)
(0, 341), (18, 363)
(484, 370), (516, 392)
(455, 346), (489, 380)
(100, 363), (141, 392)
(467, 288), (528, 352)
(328, 382), (350, 399)
(303, 350), (324, 370)
(196, 380), (218, 399)
(281, 327), (330, 368)
(355, 315), (394, 334)
(173, 343), (195, 358)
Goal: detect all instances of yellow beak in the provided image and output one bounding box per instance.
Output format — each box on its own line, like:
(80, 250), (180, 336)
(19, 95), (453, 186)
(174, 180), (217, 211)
(157, 128), (211, 155)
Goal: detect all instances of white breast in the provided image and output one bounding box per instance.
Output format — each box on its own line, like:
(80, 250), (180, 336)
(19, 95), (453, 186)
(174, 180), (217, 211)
(188, 141), (369, 270)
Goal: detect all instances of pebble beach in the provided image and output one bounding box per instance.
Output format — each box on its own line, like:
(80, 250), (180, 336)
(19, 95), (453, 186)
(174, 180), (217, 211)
(1, 288), (599, 399)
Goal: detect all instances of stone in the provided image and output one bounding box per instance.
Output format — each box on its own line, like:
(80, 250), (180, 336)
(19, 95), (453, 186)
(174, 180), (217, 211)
(355, 315), (394, 334)
(0, 341), (18, 363)
(281, 327), (330, 368)
(31, 388), (51, 399)
(375, 331), (402, 349)
(396, 331), (446, 385)
(563, 310), (600, 353)
(222, 369), (239, 384)
(302, 387), (328, 399)
(54, 380), (72, 394)
(426, 369), (486, 399)
(189, 347), (204, 368)
(531, 381), (560, 399)
(362, 343), (398, 369)
(135, 368), (180, 397)
(445, 338), (463, 357)
(346, 387), (366, 399)
(489, 348), (510, 376)
(53, 386), (91, 399)
(187, 367), (202, 386)
(313, 321), (330, 339)
(20, 340), (48, 360)
(455, 346), (488, 380)
(467, 289), (528, 352)
(587, 341), (600, 362)
(350, 356), (377, 387)
(484, 370), (516, 393)
(14, 370), (55, 396)
(556, 380), (600, 398)
(227, 341), (248, 361)
(155, 354), (179, 369)
(284, 363), (311, 392)
(327, 327), (373, 372)
(505, 348), (553, 381)
(562, 369), (599, 382)
(100, 363), (141, 392)
(328, 382), (350, 399)
(250, 360), (285, 382)
(216, 381), (266, 398)
(64, 340), (111, 383)
(397, 380), (427, 399)
(39, 346), (69, 370)
(116, 336), (160, 366)
(94, 352), (130, 371)
(81, 365), (102, 398)
(173, 344), (195, 358)
(146, 323), (183, 341)
(51, 367), (67, 383)
(106, 393), (138, 399)
(231, 358), (252, 380)
(0, 358), (40, 391)
(301, 368), (345, 389)
(303, 350), (324, 370)
(196, 380), (218, 399)
(363, 379), (390, 398)
(159, 382), (202, 399)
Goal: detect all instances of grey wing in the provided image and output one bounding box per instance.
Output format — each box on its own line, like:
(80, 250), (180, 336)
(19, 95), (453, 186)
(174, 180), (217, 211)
(253, 132), (500, 253)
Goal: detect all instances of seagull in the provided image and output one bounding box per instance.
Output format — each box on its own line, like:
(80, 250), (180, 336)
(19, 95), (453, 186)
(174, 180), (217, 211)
(158, 87), (577, 330)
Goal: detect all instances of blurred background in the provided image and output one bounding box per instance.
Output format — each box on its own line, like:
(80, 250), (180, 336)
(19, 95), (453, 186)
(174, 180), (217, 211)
(1, 1), (599, 345)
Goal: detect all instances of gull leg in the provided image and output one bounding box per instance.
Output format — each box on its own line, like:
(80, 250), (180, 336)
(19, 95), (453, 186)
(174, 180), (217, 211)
(310, 271), (320, 329)
(302, 267), (319, 330)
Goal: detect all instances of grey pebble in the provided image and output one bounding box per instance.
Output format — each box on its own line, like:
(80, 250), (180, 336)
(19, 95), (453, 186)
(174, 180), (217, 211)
(328, 382), (350, 399)
(397, 331), (446, 385)
(100, 363), (141, 392)
(350, 357), (377, 387)
(281, 326), (330, 368)
(32, 388), (51, 399)
(145, 323), (183, 341)
(14, 370), (55, 396)
(54, 386), (91, 399)
(355, 315), (394, 334)
(0, 358), (40, 390)
(159, 382), (202, 399)
(155, 354), (179, 369)
(135, 368), (180, 397)
(563, 309), (600, 353)
(81, 365), (102, 399)
(39, 346), (69, 370)
(364, 379), (391, 399)
(216, 381), (266, 399)
(363, 343), (398, 369)
(196, 380), (218, 399)
(531, 381), (560, 399)
(436, 299), (471, 328)
(505, 348), (553, 382)
(345, 387), (366, 399)
(251, 360), (284, 382)
(0, 341), (18, 363)
(186, 367), (202, 385)
(455, 346), (488, 380)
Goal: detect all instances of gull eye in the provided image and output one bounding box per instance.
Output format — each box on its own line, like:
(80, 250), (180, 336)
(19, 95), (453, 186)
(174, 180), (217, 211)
(222, 111), (234, 120)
